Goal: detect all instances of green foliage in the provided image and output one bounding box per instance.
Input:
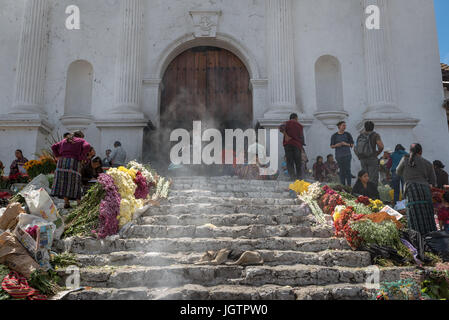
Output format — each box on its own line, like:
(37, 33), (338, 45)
(351, 220), (401, 248)
(421, 271), (449, 300)
(63, 183), (105, 238)
(29, 270), (61, 296)
(8, 193), (26, 205)
(344, 199), (373, 215)
(50, 252), (81, 268)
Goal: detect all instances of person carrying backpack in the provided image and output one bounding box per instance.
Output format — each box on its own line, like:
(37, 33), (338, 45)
(354, 121), (384, 185)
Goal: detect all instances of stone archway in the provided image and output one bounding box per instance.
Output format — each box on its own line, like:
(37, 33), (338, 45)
(158, 46), (253, 168)
(160, 46), (253, 131)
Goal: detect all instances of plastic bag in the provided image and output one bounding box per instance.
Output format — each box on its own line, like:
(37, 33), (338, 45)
(22, 188), (64, 240)
(19, 174), (51, 196)
(14, 214), (55, 270)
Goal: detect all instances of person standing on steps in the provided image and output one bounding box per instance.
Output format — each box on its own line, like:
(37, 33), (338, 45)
(280, 113), (305, 181)
(397, 143), (437, 236)
(330, 121), (354, 186)
(355, 121), (384, 186)
(51, 132), (91, 209)
(390, 144), (408, 206)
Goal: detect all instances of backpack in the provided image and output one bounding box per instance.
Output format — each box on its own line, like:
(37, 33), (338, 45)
(354, 132), (375, 160)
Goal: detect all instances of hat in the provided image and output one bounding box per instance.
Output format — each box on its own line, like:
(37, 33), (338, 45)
(383, 148), (393, 154)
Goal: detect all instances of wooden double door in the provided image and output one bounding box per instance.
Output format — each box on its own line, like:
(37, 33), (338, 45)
(160, 46), (253, 133)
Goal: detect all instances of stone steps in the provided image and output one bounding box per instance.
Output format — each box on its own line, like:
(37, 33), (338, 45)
(139, 213), (316, 227)
(62, 283), (378, 300)
(55, 237), (350, 255)
(171, 185), (290, 192)
(57, 176), (383, 300)
(57, 264), (412, 289)
(124, 224), (333, 239)
(144, 203), (301, 216)
(75, 250), (371, 268)
(62, 284), (296, 300)
(169, 190), (292, 198)
(166, 196), (297, 205)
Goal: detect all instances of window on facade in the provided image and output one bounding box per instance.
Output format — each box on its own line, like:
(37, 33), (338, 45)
(315, 55), (344, 112)
(64, 60), (93, 116)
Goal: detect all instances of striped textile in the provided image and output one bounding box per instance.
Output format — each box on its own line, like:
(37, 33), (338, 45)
(405, 182), (437, 237)
(1, 271), (47, 300)
(51, 157), (82, 200)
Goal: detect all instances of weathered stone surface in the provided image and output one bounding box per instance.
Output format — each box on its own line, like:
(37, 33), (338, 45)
(55, 177), (399, 300)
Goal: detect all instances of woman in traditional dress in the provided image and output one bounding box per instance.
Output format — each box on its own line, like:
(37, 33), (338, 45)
(9, 150), (28, 176)
(51, 133), (91, 209)
(397, 143), (437, 236)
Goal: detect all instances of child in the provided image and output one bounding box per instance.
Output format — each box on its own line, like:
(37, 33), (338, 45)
(438, 192), (449, 231)
(313, 156), (326, 182)
(324, 154), (339, 182)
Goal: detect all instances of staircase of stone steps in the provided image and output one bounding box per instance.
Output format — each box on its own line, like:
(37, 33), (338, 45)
(55, 176), (413, 300)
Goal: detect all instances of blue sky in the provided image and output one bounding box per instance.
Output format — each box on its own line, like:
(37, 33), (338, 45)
(435, 0), (449, 64)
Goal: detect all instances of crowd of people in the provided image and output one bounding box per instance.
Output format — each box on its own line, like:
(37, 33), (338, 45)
(280, 114), (449, 237)
(0, 131), (127, 210)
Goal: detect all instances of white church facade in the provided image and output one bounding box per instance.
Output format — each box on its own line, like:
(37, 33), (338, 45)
(0, 0), (448, 171)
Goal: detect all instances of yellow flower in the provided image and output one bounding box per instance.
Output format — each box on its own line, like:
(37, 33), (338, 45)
(333, 205), (346, 221)
(289, 180), (311, 194)
(118, 166), (137, 181)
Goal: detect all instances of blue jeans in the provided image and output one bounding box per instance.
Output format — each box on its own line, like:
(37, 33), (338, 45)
(391, 172), (404, 205)
(336, 155), (352, 186)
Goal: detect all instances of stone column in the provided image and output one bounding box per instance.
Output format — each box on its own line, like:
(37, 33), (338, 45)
(265, 0), (298, 118)
(12, 0), (49, 115)
(362, 0), (405, 118)
(97, 0), (147, 162)
(112, 0), (144, 116)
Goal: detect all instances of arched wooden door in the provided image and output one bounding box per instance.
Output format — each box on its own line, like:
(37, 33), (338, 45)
(160, 46), (253, 133)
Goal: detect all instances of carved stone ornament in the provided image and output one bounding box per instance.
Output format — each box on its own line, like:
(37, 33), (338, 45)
(189, 11), (222, 38)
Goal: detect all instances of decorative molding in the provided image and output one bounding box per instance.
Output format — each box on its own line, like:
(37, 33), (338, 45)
(314, 110), (349, 130)
(0, 114), (53, 134)
(250, 79), (268, 88)
(60, 115), (93, 131)
(258, 115), (314, 128)
(356, 117), (420, 132)
(143, 78), (162, 87)
(153, 32), (261, 80)
(95, 118), (148, 128)
(189, 11), (222, 38)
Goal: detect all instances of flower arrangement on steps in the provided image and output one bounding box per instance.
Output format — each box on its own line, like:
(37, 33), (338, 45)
(63, 161), (171, 239)
(290, 180), (439, 267)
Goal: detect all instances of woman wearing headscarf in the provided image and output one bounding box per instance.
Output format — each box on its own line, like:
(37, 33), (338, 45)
(51, 132), (91, 208)
(433, 160), (449, 189)
(397, 144), (437, 236)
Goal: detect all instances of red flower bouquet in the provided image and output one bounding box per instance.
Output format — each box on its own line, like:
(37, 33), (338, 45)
(356, 195), (370, 206)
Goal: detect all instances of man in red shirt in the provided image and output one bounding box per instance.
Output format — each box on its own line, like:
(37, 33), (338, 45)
(280, 113), (305, 181)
